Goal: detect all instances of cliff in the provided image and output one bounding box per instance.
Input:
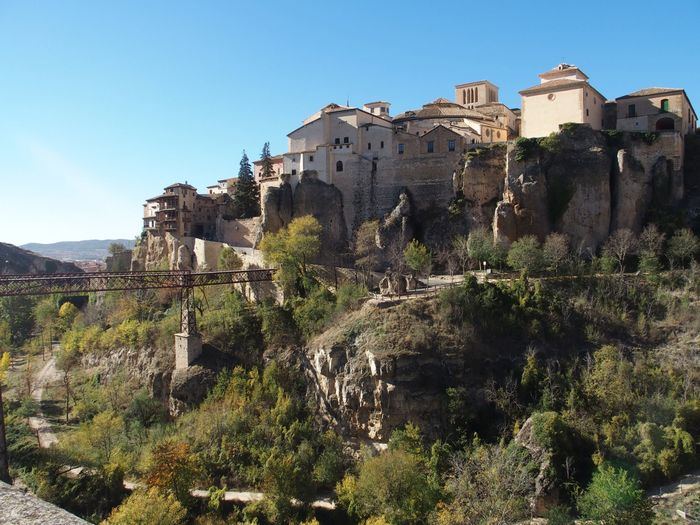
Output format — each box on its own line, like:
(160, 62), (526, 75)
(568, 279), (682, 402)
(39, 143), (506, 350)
(0, 242), (83, 275)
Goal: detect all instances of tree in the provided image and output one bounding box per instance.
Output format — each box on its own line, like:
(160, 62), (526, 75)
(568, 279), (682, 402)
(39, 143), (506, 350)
(0, 351), (10, 483)
(577, 464), (653, 525)
(145, 440), (200, 506)
(667, 228), (700, 269)
(55, 344), (81, 423)
(603, 229), (637, 273)
(336, 449), (439, 525)
(260, 215), (322, 296)
(403, 240), (432, 286)
(452, 235), (470, 274)
(218, 246), (243, 271)
(108, 242), (127, 255)
(232, 150), (261, 218)
(0, 296), (35, 346)
(638, 224), (665, 273)
(105, 488), (186, 525)
(542, 233), (569, 274)
(60, 410), (125, 467)
(466, 227), (493, 270)
(260, 142), (277, 180)
(354, 220), (380, 286)
(436, 443), (534, 525)
(507, 235), (544, 273)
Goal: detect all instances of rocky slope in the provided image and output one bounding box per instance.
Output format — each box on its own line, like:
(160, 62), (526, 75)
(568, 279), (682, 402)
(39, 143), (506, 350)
(0, 242), (82, 275)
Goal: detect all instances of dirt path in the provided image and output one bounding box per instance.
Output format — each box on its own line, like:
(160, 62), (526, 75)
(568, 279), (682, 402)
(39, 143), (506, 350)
(27, 355), (61, 449)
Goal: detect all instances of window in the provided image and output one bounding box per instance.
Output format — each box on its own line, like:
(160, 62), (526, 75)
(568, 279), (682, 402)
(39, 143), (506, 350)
(368, 142), (372, 150)
(485, 129), (491, 137)
(380, 141), (384, 149)
(343, 137), (349, 144)
(398, 143), (405, 154)
(661, 99), (669, 112)
(628, 104), (636, 118)
(496, 131), (501, 139)
(462, 90), (466, 105)
(448, 139), (456, 152)
(586, 109), (589, 116)
(335, 138), (340, 145)
(336, 161), (343, 172)
(291, 169), (297, 175)
(427, 141), (434, 153)
(309, 155), (314, 162)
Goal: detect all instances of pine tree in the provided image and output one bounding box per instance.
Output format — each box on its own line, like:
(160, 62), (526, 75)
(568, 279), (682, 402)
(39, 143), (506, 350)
(232, 150), (260, 218)
(260, 142), (276, 180)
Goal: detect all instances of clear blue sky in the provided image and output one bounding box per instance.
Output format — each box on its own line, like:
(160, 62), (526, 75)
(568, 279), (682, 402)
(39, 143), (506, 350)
(1, 0), (699, 245)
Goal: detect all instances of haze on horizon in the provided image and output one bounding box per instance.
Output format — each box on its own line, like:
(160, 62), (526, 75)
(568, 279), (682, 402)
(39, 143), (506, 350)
(1, 0), (698, 246)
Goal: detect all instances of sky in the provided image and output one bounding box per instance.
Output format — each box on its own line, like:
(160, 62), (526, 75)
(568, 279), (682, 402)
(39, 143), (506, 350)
(1, 0), (699, 246)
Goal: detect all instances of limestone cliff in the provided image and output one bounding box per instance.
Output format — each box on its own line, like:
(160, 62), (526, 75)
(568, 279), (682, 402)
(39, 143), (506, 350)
(260, 171), (347, 258)
(488, 126), (684, 251)
(455, 145), (507, 230)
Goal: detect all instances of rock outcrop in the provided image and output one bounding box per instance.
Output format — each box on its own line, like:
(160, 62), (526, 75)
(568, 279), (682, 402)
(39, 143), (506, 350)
(456, 145), (507, 230)
(259, 175), (293, 235)
(293, 172), (348, 255)
(0, 243), (82, 275)
(131, 232), (179, 271)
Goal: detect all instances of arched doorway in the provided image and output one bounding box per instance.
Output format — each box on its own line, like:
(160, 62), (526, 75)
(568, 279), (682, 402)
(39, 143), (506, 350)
(656, 117), (675, 131)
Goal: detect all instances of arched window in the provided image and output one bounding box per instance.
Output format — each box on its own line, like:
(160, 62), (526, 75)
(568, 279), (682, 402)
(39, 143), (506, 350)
(462, 90), (466, 105)
(336, 160), (344, 172)
(474, 88), (478, 103)
(656, 117), (674, 131)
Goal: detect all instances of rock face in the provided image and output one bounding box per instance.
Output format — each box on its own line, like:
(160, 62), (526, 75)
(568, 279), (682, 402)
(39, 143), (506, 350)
(456, 145), (507, 230)
(293, 172), (348, 255)
(375, 190), (414, 267)
(545, 126), (611, 251)
(260, 171), (347, 258)
(492, 126), (684, 252)
(131, 232), (179, 271)
(260, 175), (293, 235)
(0, 243), (82, 275)
(495, 147), (550, 245)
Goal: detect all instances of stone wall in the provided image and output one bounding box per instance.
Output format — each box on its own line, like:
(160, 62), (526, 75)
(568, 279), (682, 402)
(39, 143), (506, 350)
(218, 217), (261, 248)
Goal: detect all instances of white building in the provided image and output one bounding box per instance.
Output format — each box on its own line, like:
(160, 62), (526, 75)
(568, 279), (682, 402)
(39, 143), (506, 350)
(519, 64), (605, 138)
(283, 102), (395, 188)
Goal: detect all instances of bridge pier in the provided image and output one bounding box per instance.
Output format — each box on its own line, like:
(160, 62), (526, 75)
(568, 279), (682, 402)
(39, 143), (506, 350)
(174, 332), (202, 369)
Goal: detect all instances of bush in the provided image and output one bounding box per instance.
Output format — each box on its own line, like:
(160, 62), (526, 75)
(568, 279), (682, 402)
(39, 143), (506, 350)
(335, 283), (367, 314)
(577, 464), (653, 525)
(336, 449), (439, 525)
(507, 236), (544, 273)
(291, 286), (336, 339)
(105, 488), (186, 525)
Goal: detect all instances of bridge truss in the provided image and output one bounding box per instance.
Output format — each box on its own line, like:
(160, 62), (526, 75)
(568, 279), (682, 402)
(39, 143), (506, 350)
(0, 268), (275, 334)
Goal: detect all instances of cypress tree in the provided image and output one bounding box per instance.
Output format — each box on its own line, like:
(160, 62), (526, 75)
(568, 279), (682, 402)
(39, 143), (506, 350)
(232, 150), (260, 218)
(260, 142), (276, 180)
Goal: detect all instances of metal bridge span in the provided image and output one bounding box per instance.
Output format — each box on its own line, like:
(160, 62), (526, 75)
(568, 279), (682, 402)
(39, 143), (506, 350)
(0, 269), (275, 368)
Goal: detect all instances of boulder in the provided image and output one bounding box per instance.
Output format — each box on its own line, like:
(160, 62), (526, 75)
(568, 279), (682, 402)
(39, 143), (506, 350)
(260, 175), (293, 234)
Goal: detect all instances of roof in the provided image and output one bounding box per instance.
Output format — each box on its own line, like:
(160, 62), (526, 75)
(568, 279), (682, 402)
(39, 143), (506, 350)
(364, 101), (390, 106)
(519, 78), (605, 100)
(538, 63), (589, 80)
(253, 155), (284, 165)
(393, 98), (494, 122)
(165, 183), (196, 190)
(455, 80), (498, 89)
(617, 87), (683, 98)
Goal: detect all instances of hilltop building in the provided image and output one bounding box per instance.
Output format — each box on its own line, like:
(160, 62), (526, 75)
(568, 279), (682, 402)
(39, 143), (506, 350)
(143, 183), (224, 240)
(206, 178), (237, 196)
(253, 154), (284, 198)
(615, 88), (697, 135)
(519, 63), (605, 138)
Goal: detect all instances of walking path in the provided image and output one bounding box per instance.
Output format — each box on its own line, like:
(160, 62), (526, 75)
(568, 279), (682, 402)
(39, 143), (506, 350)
(27, 354), (60, 449)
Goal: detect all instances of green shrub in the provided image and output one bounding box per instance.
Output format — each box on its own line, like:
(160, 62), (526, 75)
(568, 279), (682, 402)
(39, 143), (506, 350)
(507, 236), (544, 273)
(577, 464), (653, 525)
(514, 137), (540, 162)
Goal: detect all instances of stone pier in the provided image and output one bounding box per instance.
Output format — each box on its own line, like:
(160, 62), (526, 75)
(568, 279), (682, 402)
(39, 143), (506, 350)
(174, 332), (202, 369)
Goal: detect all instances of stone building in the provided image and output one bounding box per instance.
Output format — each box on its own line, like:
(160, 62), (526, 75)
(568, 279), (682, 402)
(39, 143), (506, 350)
(454, 80), (499, 109)
(615, 88), (697, 135)
(143, 182), (223, 240)
(206, 177), (237, 196)
(253, 154), (284, 203)
(519, 63), (605, 138)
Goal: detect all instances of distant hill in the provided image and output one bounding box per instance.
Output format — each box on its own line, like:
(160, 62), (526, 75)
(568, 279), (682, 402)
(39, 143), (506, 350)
(0, 243), (82, 275)
(20, 239), (135, 262)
